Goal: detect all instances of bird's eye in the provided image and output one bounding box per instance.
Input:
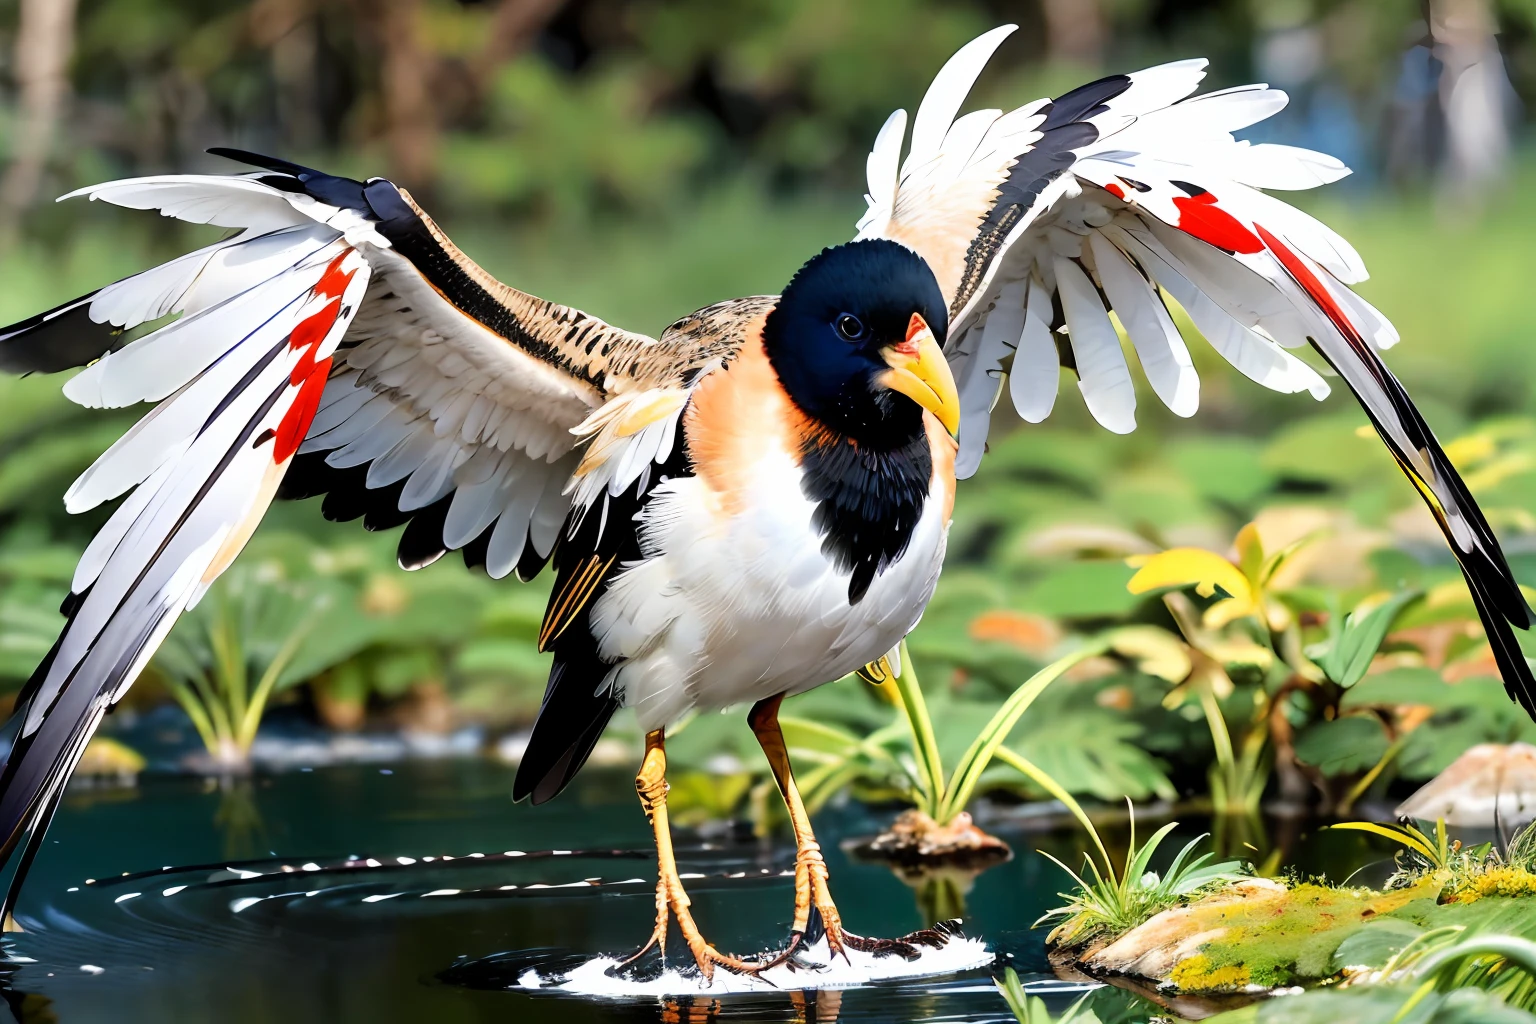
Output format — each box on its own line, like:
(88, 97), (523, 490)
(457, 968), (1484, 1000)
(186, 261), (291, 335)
(834, 313), (865, 341)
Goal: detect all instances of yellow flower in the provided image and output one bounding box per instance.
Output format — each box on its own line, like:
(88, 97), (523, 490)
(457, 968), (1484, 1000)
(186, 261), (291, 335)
(1127, 547), (1256, 627)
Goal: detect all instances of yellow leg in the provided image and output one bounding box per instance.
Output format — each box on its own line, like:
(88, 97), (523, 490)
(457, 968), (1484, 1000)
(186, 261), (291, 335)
(749, 694), (952, 964)
(748, 694), (848, 958)
(618, 729), (769, 979)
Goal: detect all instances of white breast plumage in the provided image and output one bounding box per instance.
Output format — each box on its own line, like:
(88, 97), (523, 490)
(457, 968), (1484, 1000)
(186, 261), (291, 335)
(587, 444), (949, 732)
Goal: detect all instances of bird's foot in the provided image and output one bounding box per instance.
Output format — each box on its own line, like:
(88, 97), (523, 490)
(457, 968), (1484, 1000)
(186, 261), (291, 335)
(767, 847), (959, 969)
(611, 874), (779, 981)
(773, 912), (955, 967)
(838, 918), (961, 960)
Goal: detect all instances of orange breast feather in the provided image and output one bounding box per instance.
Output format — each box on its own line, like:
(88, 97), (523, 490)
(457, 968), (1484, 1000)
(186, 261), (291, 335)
(683, 329), (808, 521)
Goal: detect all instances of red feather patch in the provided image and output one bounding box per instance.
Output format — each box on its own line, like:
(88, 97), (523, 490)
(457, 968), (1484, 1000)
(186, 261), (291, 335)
(1173, 192), (1263, 254)
(1254, 225), (1365, 350)
(313, 251), (354, 300)
(289, 297), (341, 358)
(274, 357), (331, 464)
(273, 253), (357, 464)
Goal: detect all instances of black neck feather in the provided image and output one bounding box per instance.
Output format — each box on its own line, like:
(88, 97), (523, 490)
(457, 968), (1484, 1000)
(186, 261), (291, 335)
(800, 431), (932, 604)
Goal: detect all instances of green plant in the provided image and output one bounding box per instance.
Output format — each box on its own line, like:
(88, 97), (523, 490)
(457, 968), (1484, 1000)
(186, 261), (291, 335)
(1125, 529), (1299, 815)
(1332, 819), (1457, 875)
(0, 538), (76, 686)
(149, 565), (335, 768)
(145, 530), (500, 766)
(1123, 517), (1450, 817)
(1037, 806), (1245, 949)
(786, 638), (1112, 827)
(1412, 935), (1536, 1013)
(1330, 817), (1536, 901)
(994, 966), (1100, 1024)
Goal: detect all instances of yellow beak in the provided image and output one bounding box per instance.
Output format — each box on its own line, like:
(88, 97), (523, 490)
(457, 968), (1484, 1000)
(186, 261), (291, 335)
(878, 313), (960, 438)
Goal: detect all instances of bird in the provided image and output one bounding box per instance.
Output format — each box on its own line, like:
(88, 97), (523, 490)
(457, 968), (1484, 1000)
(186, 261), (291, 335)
(0, 23), (1531, 978)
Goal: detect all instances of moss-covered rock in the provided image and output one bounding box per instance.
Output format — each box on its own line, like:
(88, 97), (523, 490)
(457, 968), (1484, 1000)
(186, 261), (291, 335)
(1074, 878), (1457, 993)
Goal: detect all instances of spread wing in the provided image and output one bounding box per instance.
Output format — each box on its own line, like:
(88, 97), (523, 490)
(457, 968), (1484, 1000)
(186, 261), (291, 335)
(0, 153), (715, 913)
(858, 26), (1536, 714)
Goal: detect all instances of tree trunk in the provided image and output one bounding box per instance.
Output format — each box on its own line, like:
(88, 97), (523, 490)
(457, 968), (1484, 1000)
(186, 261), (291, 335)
(1431, 0), (1512, 212)
(378, 0), (438, 189)
(1040, 0), (1104, 66)
(0, 0), (79, 245)
(252, 0), (321, 150)
(471, 0), (567, 91)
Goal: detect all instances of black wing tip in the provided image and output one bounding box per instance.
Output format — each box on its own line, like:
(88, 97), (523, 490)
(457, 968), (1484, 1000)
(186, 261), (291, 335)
(0, 293), (120, 376)
(396, 495), (453, 571)
(1039, 73), (1133, 132)
(207, 147), (372, 214)
(206, 147), (307, 174)
(281, 450), (558, 579)
(205, 147), (345, 184)
(513, 543), (552, 583)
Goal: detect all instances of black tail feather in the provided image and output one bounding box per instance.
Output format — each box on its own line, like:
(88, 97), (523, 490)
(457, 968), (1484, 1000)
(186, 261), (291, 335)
(0, 785), (66, 926)
(206, 148), (371, 213)
(512, 652), (620, 806)
(1464, 564), (1536, 717)
(1305, 338), (1536, 715)
(1376, 366), (1533, 627)
(512, 427), (693, 805)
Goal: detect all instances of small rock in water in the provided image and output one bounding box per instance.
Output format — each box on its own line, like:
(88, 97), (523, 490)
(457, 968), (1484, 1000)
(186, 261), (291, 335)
(1395, 742), (1536, 826)
(853, 810), (1012, 866)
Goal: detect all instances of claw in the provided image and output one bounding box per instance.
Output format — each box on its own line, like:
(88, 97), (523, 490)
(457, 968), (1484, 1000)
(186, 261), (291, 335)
(837, 921), (958, 962)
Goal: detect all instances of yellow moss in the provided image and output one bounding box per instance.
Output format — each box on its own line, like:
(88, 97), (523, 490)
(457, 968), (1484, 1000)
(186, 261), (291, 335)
(1449, 866), (1536, 903)
(1114, 878), (1447, 993)
(1170, 954), (1252, 992)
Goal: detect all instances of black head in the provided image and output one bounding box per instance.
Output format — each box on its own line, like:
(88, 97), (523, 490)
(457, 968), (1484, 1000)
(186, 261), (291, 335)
(763, 240), (954, 446)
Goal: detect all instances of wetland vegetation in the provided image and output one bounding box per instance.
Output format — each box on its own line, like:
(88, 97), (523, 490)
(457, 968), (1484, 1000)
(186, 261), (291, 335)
(5, 1), (1536, 1021)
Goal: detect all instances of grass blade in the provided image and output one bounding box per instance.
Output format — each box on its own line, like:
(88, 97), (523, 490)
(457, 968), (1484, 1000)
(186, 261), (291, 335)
(891, 639), (946, 809)
(938, 639), (1110, 824)
(1331, 822), (1439, 862)
(992, 745), (1113, 878)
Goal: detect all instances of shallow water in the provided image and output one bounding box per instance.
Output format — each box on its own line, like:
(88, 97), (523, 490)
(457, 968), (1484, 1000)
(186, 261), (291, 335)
(0, 758), (1386, 1023)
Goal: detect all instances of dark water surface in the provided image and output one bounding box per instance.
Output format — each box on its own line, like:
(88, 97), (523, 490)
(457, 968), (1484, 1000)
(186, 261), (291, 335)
(0, 759), (1382, 1024)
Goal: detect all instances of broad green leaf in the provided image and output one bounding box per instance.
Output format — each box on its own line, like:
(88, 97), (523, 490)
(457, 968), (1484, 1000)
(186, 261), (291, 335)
(1317, 589), (1422, 688)
(1330, 918), (1426, 972)
(1294, 716), (1389, 776)
(1020, 561), (1141, 618)
(1012, 708), (1178, 802)
(1170, 437), (1275, 507)
(1342, 667), (1509, 711)
(1261, 413), (1389, 484)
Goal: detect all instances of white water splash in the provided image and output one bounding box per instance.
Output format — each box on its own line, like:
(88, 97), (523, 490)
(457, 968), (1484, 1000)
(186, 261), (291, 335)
(517, 936), (993, 996)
